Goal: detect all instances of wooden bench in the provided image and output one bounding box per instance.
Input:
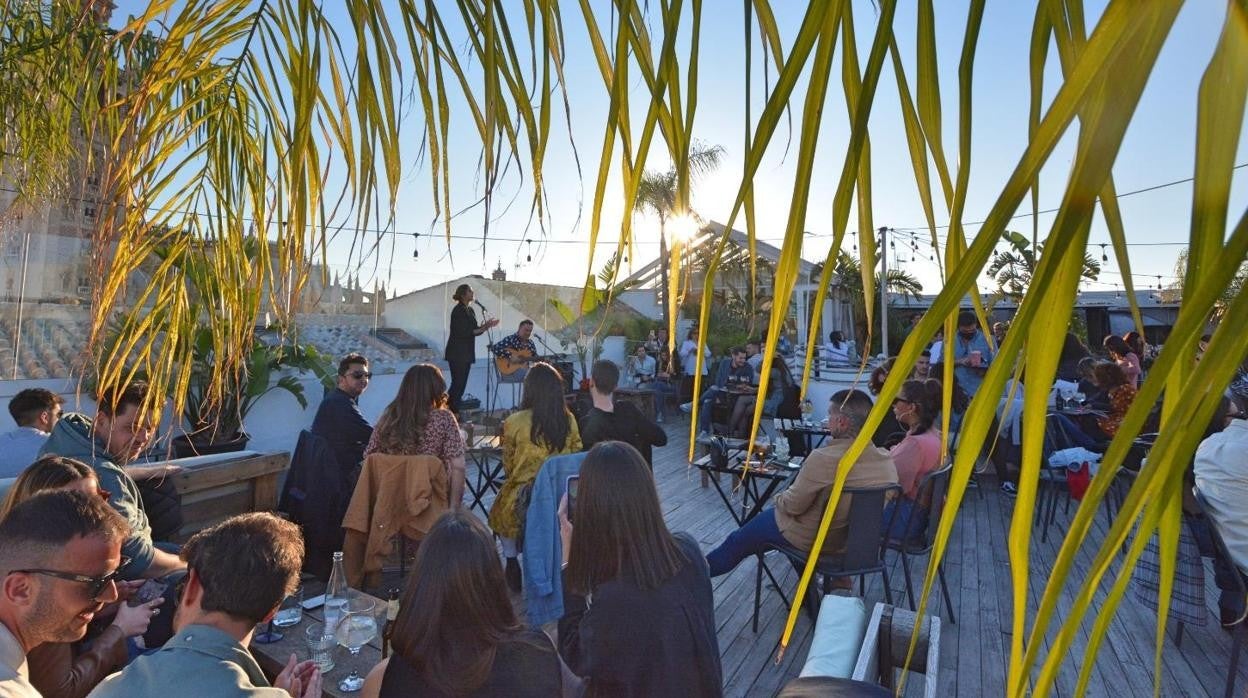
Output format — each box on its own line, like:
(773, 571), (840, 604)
(166, 451), (290, 541)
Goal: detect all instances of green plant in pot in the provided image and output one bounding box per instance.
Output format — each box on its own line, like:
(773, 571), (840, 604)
(174, 327), (335, 457)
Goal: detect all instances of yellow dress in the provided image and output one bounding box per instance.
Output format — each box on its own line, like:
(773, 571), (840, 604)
(488, 409), (583, 540)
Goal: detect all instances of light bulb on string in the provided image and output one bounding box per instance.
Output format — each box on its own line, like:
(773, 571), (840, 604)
(1099, 243), (1108, 262)
(526, 239), (533, 263)
(412, 232), (419, 258)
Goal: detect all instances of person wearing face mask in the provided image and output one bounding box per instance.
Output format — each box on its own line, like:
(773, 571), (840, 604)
(951, 311), (994, 397)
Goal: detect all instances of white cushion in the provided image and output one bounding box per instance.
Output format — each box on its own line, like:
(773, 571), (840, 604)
(799, 594), (869, 679)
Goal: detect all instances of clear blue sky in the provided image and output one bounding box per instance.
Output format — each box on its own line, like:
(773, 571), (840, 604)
(115, 1), (1248, 297)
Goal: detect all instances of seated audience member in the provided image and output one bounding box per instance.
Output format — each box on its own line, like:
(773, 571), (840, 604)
(1124, 330), (1148, 364)
(695, 347), (753, 435)
(821, 330), (854, 364)
(491, 363), (582, 593)
(41, 382), (185, 581)
(90, 513), (320, 698)
(580, 360), (667, 467)
(866, 359), (907, 448)
(911, 350), (933, 381)
(361, 511), (561, 698)
(1076, 356), (1101, 399)
(727, 354), (793, 438)
(1103, 335), (1141, 389)
(1194, 398), (1248, 624)
(363, 364), (466, 509)
(744, 340), (763, 375)
(678, 329), (711, 379)
(1229, 353), (1248, 406)
(992, 321), (1009, 347)
(1055, 333), (1091, 383)
(0, 491), (129, 698)
(705, 390), (898, 577)
(887, 380), (945, 538)
(1089, 361), (1136, 439)
(626, 344), (674, 422)
(0, 389), (63, 478)
(1, 457), (161, 698)
(775, 333), (795, 358)
(559, 442), (722, 697)
(310, 353), (374, 474)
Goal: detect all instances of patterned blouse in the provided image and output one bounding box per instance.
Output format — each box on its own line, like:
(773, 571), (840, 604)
(1097, 385), (1136, 438)
(363, 408), (466, 465)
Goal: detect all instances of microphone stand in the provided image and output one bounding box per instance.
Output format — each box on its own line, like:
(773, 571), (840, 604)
(476, 303), (502, 422)
(533, 333), (560, 358)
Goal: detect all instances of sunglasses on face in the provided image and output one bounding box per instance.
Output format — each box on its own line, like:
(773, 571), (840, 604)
(347, 370), (372, 380)
(11, 556), (132, 600)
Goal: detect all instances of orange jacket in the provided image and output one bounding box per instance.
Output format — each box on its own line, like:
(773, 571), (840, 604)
(342, 453), (448, 587)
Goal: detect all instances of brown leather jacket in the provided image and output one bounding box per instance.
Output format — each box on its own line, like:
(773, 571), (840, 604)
(28, 624), (128, 698)
(342, 453), (448, 588)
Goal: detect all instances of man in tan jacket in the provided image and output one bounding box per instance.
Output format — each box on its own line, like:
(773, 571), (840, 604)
(705, 389), (898, 576)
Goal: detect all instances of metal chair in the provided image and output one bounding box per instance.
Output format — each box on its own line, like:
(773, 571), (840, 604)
(1177, 490), (1248, 698)
(884, 463), (957, 624)
(756, 484), (904, 627)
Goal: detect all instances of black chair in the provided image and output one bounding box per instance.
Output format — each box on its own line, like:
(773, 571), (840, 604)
(884, 463), (956, 624)
(1178, 490), (1247, 698)
(756, 484), (904, 627)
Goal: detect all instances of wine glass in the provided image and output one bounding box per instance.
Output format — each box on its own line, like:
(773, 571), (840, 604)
(1059, 387), (1074, 409)
(335, 597), (378, 692)
(1073, 391), (1086, 408)
(800, 399), (814, 426)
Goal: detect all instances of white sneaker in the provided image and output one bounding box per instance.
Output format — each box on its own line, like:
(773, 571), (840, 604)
(680, 402), (693, 413)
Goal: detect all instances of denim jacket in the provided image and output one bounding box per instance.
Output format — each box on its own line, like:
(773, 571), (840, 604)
(522, 451), (588, 627)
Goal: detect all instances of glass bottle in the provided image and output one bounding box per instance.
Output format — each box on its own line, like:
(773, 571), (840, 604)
(381, 587), (401, 659)
(324, 551), (348, 633)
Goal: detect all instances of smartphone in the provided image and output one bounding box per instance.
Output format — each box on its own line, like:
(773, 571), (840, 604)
(566, 475), (579, 523)
(301, 593), (326, 611)
(128, 579), (168, 607)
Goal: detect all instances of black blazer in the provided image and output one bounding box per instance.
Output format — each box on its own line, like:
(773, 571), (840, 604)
(445, 303), (479, 363)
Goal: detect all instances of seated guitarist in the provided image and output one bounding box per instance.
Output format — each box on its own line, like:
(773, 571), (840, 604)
(493, 319), (539, 383)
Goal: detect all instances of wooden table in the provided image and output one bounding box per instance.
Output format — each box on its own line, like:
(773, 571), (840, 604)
(251, 582), (387, 697)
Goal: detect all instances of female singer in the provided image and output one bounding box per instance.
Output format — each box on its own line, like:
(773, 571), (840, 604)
(445, 284), (499, 415)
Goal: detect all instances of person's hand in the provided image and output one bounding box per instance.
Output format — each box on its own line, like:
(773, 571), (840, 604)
(111, 596), (162, 638)
(557, 493), (573, 568)
(114, 579), (145, 604)
(275, 653), (322, 698)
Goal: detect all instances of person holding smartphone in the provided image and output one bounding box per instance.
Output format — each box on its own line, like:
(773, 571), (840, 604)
(557, 442), (721, 697)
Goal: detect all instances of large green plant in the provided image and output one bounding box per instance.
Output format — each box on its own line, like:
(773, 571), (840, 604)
(181, 327), (334, 444)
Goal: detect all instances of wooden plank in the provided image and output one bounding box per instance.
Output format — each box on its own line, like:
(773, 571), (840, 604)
(173, 452), (290, 494)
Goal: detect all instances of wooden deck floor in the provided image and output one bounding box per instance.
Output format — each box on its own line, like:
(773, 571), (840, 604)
(464, 418), (1245, 697)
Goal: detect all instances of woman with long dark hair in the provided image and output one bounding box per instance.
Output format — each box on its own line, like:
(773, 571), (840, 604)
(364, 363), (466, 508)
(360, 511), (561, 697)
(490, 362), (582, 591)
(1103, 334), (1141, 389)
(3, 456), (162, 698)
(1090, 361), (1136, 438)
(558, 441), (722, 697)
(444, 283), (500, 415)
(727, 353), (792, 437)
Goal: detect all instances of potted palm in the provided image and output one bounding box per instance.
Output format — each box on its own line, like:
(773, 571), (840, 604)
(172, 327), (334, 458)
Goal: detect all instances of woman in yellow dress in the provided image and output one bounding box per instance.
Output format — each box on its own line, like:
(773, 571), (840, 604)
(490, 361), (582, 591)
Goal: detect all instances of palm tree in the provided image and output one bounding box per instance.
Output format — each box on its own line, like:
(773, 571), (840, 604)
(986, 230), (1102, 303)
(633, 142), (726, 330)
(3, 3), (1245, 692)
(1169, 248), (1247, 326)
(821, 251), (923, 352)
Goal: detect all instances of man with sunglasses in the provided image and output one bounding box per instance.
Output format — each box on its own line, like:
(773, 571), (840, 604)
(0, 490), (130, 697)
(310, 353), (374, 475)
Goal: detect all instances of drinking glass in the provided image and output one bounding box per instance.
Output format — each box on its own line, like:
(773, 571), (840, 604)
(335, 598), (378, 692)
(273, 585), (303, 628)
(304, 623), (336, 673)
(1074, 391), (1086, 407)
(1059, 388), (1074, 409)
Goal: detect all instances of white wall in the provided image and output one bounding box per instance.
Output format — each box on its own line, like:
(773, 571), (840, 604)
(618, 288), (662, 320)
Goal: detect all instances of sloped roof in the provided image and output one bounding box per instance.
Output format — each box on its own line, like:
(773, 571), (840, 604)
(617, 219), (823, 289)
(394, 275), (588, 331)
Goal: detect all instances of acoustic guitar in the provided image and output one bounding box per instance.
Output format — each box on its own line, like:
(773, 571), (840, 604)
(495, 348), (537, 376)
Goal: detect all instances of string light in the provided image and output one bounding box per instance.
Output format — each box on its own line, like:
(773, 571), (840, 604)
(525, 238), (533, 263)
(1099, 243), (1108, 262)
(412, 232), (419, 258)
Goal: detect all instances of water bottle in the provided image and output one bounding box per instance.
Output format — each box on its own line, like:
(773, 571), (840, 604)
(801, 399), (814, 425)
(324, 551), (348, 633)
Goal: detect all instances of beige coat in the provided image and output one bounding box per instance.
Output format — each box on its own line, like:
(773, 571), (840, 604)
(342, 453), (448, 587)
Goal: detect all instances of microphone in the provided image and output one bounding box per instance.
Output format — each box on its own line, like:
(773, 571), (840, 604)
(474, 299), (488, 313)
(533, 333), (543, 341)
